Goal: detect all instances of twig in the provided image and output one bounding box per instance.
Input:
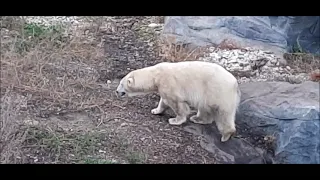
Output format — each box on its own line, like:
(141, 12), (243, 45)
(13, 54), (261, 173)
(96, 116), (135, 128)
(183, 46), (199, 61)
(112, 104), (126, 109)
(95, 105), (105, 127)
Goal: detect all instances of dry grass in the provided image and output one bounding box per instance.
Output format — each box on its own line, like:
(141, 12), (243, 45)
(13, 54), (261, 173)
(157, 35), (209, 62)
(0, 16), (226, 164)
(216, 39), (247, 51)
(1, 16), (108, 121)
(1, 16), (211, 164)
(310, 69), (320, 82)
(283, 52), (320, 82)
(156, 35), (249, 63)
(0, 16), (115, 164)
(0, 90), (29, 163)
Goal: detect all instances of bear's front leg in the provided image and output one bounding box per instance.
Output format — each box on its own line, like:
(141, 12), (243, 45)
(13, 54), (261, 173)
(166, 100), (190, 125)
(151, 97), (168, 115)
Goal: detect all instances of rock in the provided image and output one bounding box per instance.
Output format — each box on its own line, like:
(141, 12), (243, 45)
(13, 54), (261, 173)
(148, 23), (161, 28)
(203, 48), (277, 73)
(277, 57), (287, 66)
(270, 58), (278, 64)
(236, 81), (320, 164)
(183, 123), (270, 164)
(162, 16), (320, 55)
(23, 119), (39, 126)
(120, 122), (127, 127)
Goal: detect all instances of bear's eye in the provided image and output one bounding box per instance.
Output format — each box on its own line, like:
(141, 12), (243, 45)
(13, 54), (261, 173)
(127, 78), (133, 85)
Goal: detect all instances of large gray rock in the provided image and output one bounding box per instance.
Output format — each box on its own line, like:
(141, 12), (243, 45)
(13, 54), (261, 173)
(182, 81), (319, 164)
(162, 16), (320, 55)
(236, 81), (319, 164)
(183, 123), (273, 164)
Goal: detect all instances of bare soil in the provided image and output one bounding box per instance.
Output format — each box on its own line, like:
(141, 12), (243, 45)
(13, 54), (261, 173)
(0, 16), (215, 164)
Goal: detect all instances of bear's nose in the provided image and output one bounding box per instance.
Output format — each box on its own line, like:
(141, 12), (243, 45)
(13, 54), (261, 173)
(116, 90), (125, 97)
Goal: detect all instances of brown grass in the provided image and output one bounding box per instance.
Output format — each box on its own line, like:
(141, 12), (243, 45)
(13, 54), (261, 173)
(217, 39), (246, 51)
(1, 17), (107, 106)
(157, 35), (209, 62)
(283, 52), (320, 79)
(0, 16), (225, 164)
(1, 16), (215, 164)
(310, 69), (320, 82)
(0, 90), (29, 163)
(0, 16), (113, 163)
(156, 35), (249, 63)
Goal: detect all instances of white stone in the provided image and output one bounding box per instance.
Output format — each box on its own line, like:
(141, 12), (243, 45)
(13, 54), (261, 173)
(120, 123), (127, 127)
(24, 119), (39, 126)
(148, 23), (161, 28)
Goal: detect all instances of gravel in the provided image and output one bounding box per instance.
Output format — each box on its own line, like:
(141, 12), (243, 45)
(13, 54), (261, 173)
(24, 16), (83, 26)
(199, 47), (310, 84)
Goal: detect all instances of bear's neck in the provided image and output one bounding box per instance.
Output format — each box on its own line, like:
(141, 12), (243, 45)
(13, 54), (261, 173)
(141, 66), (161, 92)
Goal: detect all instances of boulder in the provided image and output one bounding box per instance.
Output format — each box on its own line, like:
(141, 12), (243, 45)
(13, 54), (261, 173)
(161, 16), (320, 55)
(183, 81), (319, 164)
(237, 81), (319, 164)
(183, 123), (272, 164)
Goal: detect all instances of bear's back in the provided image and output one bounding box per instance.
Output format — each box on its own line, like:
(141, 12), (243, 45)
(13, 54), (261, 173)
(156, 61), (235, 83)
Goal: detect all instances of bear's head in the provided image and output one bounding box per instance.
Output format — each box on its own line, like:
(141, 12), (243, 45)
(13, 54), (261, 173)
(115, 70), (157, 98)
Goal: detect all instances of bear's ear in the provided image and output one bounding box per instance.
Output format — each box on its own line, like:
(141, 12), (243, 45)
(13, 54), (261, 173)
(127, 77), (133, 85)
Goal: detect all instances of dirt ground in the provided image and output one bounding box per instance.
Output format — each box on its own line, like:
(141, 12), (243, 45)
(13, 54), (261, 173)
(0, 16), (217, 164)
(1, 16), (319, 164)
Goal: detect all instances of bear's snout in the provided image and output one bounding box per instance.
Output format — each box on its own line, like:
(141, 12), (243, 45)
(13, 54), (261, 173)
(116, 90), (126, 97)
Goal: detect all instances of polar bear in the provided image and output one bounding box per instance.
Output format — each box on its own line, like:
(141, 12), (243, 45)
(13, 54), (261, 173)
(115, 61), (241, 142)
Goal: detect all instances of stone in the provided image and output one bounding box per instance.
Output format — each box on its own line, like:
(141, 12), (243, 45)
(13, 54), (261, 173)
(23, 119), (39, 126)
(270, 59), (278, 64)
(162, 16), (320, 55)
(183, 123), (271, 164)
(236, 81), (320, 164)
(148, 23), (161, 28)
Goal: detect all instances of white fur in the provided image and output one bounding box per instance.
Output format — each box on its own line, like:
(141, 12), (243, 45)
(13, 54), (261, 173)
(116, 61), (241, 142)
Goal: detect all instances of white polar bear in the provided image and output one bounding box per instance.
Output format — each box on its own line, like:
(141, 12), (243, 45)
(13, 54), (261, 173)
(116, 61), (241, 142)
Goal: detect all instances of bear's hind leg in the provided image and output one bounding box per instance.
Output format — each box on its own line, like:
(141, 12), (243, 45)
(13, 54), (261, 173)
(166, 99), (190, 125)
(151, 97), (168, 115)
(190, 109), (213, 125)
(215, 110), (236, 142)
